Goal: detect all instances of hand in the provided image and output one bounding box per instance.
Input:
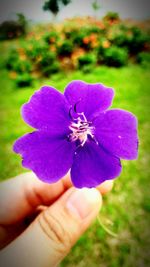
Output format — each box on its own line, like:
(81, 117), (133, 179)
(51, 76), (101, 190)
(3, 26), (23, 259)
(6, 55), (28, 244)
(0, 172), (113, 267)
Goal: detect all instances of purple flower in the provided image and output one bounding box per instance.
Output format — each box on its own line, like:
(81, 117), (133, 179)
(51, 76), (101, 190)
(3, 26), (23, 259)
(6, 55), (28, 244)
(13, 80), (138, 188)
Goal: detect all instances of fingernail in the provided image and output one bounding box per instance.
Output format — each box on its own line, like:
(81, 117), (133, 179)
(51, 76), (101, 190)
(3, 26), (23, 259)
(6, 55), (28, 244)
(66, 188), (101, 219)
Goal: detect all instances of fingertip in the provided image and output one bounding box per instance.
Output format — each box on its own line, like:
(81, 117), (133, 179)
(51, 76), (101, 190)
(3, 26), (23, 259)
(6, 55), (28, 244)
(66, 188), (102, 220)
(97, 180), (114, 195)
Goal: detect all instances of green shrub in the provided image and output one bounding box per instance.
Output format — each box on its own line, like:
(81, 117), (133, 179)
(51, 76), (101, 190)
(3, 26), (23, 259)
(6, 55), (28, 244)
(39, 51), (57, 67)
(38, 51), (60, 75)
(78, 53), (97, 71)
(137, 52), (150, 65)
(13, 60), (32, 74)
(97, 46), (104, 62)
(6, 48), (32, 74)
(103, 12), (120, 22)
(16, 13), (28, 34)
(26, 41), (49, 60)
(72, 31), (87, 47)
(86, 26), (102, 34)
(80, 64), (94, 73)
(113, 26), (149, 53)
(41, 62), (60, 76)
(57, 40), (73, 56)
(103, 46), (128, 67)
(44, 31), (59, 44)
(0, 13), (27, 40)
(15, 73), (33, 87)
(63, 28), (78, 39)
(6, 49), (20, 70)
(109, 25), (149, 55)
(97, 38), (111, 62)
(111, 25), (133, 47)
(129, 26), (149, 54)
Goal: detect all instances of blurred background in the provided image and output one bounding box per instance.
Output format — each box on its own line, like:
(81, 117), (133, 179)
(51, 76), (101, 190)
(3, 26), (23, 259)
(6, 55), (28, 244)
(0, 0), (150, 266)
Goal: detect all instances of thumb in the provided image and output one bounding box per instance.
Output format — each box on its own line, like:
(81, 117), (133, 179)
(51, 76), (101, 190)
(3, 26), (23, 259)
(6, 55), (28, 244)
(0, 187), (102, 267)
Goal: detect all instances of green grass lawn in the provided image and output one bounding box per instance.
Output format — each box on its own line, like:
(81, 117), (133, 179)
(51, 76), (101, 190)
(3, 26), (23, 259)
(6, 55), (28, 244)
(0, 45), (150, 266)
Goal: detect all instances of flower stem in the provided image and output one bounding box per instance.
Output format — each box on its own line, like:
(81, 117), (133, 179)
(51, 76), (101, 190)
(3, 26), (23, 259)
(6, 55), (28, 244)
(97, 215), (118, 238)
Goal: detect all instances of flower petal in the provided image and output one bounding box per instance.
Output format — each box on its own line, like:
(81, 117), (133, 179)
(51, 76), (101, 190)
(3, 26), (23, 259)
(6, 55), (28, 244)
(13, 131), (76, 183)
(94, 109), (138, 160)
(71, 141), (122, 188)
(64, 80), (114, 120)
(22, 86), (70, 136)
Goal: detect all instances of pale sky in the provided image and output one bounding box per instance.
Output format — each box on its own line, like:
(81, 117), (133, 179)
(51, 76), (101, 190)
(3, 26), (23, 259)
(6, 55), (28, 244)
(0, 0), (150, 23)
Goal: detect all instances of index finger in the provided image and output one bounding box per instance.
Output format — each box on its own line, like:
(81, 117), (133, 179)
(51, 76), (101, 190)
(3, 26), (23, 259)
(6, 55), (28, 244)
(0, 172), (72, 225)
(0, 172), (113, 225)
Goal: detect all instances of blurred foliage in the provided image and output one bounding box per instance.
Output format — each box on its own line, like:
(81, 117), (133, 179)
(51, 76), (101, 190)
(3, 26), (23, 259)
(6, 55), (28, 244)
(137, 51), (150, 66)
(92, 0), (101, 12)
(15, 73), (33, 87)
(102, 46), (128, 67)
(1, 15), (150, 87)
(92, 0), (101, 18)
(57, 40), (74, 56)
(16, 13), (28, 31)
(0, 13), (28, 40)
(43, 0), (72, 16)
(78, 53), (97, 72)
(104, 11), (120, 23)
(44, 31), (59, 44)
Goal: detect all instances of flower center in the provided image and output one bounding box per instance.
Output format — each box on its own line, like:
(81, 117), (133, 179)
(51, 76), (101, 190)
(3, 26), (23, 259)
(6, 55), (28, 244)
(68, 111), (94, 146)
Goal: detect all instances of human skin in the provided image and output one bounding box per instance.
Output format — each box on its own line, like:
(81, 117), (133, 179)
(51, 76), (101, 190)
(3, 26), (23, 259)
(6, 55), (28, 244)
(0, 172), (113, 267)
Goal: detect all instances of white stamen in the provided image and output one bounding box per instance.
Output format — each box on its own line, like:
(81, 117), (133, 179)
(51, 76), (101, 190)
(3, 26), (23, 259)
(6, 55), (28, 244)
(69, 113), (94, 146)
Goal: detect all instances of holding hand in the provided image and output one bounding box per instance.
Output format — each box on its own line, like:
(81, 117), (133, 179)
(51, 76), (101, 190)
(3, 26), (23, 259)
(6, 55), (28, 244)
(0, 172), (113, 267)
